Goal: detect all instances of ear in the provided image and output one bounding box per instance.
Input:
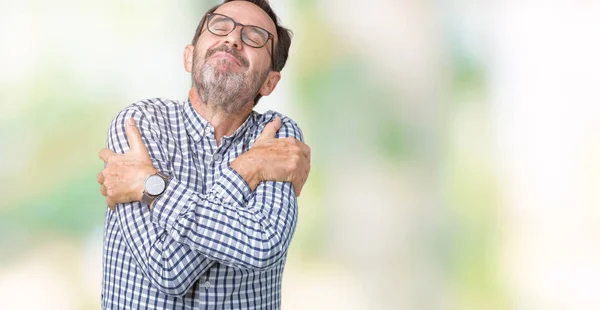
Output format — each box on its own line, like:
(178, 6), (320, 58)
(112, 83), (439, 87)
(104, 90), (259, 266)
(259, 71), (281, 97)
(183, 44), (195, 73)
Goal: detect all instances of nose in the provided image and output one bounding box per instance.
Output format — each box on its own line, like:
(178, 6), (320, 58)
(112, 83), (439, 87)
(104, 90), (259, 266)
(223, 26), (243, 51)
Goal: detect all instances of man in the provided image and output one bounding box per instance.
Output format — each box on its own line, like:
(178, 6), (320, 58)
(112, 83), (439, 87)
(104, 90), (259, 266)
(96, 0), (310, 308)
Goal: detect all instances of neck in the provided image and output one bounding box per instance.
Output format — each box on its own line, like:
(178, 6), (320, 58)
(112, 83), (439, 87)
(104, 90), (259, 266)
(188, 87), (253, 145)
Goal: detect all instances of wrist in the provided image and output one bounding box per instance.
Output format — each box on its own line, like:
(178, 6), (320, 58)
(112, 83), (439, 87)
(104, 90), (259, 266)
(138, 166), (159, 201)
(230, 154), (261, 191)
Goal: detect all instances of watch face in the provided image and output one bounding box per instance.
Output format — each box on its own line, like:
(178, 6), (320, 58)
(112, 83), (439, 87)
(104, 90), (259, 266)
(145, 175), (166, 196)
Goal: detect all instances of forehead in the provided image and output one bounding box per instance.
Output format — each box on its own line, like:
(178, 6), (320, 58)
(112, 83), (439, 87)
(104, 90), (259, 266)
(214, 1), (277, 36)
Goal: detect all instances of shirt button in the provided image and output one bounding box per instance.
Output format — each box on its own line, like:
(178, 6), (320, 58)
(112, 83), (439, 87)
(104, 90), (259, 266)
(204, 281), (211, 288)
(212, 154), (222, 162)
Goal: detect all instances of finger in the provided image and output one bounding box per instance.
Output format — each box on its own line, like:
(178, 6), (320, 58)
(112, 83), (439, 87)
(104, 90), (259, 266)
(296, 154), (310, 178)
(96, 171), (105, 184)
(100, 185), (107, 197)
(106, 198), (116, 210)
(99, 148), (117, 162)
(294, 181), (302, 197)
(295, 166), (310, 197)
(255, 117), (281, 143)
(304, 143), (311, 160)
(299, 142), (311, 162)
(125, 117), (148, 153)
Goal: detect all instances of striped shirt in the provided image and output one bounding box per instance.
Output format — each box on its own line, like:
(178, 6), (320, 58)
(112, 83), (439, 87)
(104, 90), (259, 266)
(101, 97), (301, 309)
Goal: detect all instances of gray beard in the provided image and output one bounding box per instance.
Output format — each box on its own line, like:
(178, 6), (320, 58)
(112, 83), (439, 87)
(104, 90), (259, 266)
(194, 58), (268, 114)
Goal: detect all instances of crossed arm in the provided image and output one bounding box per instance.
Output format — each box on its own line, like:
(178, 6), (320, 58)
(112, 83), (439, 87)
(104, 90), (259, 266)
(97, 109), (310, 295)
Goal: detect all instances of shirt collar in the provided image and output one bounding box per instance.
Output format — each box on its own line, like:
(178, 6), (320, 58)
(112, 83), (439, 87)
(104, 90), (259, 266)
(183, 98), (256, 143)
(183, 98), (211, 143)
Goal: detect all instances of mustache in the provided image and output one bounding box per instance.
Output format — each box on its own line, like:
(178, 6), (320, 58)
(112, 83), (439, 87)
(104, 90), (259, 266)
(205, 45), (249, 68)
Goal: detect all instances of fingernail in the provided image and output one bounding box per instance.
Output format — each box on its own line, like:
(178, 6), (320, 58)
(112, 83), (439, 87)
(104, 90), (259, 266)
(128, 118), (134, 126)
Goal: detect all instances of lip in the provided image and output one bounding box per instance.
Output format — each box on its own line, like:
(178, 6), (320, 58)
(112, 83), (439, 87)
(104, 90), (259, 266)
(212, 51), (241, 66)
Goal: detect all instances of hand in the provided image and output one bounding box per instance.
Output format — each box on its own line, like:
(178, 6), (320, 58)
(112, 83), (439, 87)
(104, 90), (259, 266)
(230, 117), (311, 196)
(97, 117), (158, 209)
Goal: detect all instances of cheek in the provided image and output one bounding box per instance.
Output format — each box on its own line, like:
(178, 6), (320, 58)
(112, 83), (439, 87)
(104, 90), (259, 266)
(248, 51), (270, 71)
(195, 38), (220, 58)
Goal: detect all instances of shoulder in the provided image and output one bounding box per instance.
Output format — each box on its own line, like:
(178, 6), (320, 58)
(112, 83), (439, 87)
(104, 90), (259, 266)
(105, 99), (178, 161)
(113, 98), (181, 123)
(252, 110), (304, 142)
(109, 98), (183, 136)
(107, 98), (182, 147)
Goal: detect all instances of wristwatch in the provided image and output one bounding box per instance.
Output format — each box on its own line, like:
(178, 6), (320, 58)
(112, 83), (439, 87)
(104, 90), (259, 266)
(142, 171), (171, 205)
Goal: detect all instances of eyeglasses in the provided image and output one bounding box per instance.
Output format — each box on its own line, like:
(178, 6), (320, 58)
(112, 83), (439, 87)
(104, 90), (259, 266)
(204, 13), (275, 69)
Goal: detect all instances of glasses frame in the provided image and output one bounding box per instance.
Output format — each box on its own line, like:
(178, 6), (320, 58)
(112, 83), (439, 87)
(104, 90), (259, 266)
(204, 13), (275, 69)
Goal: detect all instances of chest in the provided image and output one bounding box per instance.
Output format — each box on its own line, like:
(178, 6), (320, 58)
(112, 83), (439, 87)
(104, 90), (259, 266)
(162, 130), (255, 194)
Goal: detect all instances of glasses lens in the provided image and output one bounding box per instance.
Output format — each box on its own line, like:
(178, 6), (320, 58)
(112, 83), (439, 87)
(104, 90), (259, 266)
(242, 26), (269, 47)
(207, 14), (234, 36)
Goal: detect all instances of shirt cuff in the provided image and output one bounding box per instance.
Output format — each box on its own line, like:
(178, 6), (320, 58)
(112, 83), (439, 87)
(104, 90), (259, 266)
(151, 177), (194, 230)
(211, 166), (253, 208)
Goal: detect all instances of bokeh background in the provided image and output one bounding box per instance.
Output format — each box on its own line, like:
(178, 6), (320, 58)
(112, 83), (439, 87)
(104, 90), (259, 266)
(1, 0), (600, 309)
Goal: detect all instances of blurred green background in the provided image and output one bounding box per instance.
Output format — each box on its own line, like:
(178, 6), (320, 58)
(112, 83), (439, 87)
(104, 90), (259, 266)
(1, 1), (600, 309)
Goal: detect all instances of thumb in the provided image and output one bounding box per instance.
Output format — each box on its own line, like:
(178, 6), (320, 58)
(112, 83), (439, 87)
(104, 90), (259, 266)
(125, 117), (147, 153)
(256, 117), (282, 142)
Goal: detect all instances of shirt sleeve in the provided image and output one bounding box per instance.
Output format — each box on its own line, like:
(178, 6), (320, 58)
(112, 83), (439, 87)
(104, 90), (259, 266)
(149, 113), (302, 271)
(105, 106), (215, 297)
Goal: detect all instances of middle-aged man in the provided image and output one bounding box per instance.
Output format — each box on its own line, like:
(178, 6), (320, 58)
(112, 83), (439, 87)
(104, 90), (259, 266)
(96, 0), (311, 308)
